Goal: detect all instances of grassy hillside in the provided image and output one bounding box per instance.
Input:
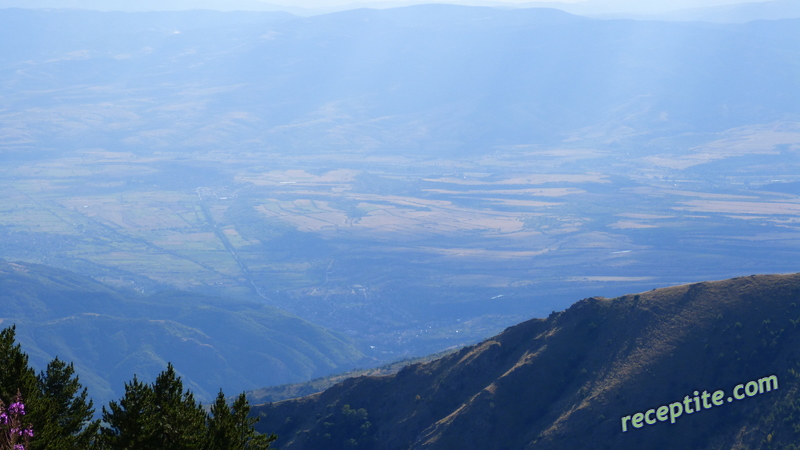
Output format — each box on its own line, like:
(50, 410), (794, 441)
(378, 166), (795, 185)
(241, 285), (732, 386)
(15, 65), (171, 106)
(0, 260), (368, 406)
(254, 273), (800, 449)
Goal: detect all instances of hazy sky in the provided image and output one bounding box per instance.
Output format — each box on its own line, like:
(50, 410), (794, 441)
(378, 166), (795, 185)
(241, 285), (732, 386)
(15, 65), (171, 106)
(264, 0), (773, 14)
(0, 0), (779, 15)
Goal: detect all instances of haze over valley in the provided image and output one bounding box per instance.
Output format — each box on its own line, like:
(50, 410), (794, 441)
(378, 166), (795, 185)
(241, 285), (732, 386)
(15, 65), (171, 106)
(1, 1), (799, 409)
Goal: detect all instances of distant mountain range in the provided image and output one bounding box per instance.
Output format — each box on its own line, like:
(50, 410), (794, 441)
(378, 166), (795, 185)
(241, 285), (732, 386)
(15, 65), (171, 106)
(0, 0), (307, 14)
(2, 0), (799, 21)
(0, 260), (368, 406)
(254, 273), (800, 449)
(605, 0), (800, 22)
(1, 5), (798, 157)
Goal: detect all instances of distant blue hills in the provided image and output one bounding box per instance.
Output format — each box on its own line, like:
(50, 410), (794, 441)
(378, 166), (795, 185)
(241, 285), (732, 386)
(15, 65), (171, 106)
(0, 260), (368, 406)
(0, 5), (798, 157)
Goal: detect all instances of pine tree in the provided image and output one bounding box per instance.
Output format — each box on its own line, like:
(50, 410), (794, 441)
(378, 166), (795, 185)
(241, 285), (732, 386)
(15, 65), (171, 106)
(30, 358), (100, 450)
(0, 326), (38, 450)
(1, 326), (99, 449)
(205, 391), (235, 450)
(101, 375), (158, 449)
(0, 327), (279, 449)
(101, 364), (208, 450)
(150, 364), (206, 450)
(229, 392), (276, 450)
(0, 327), (37, 408)
(205, 391), (276, 450)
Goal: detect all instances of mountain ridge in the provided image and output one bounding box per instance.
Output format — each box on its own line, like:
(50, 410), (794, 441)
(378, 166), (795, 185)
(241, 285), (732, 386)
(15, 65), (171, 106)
(254, 272), (800, 449)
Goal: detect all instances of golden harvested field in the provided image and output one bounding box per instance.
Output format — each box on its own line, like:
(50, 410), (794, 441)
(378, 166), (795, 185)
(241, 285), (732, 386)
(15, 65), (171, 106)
(675, 200), (800, 215)
(644, 124), (800, 169)
(422, 173), (609, 185)
(236, 169), (360, 186)
(255, 195), (533, 236)
(608, 221), (658, 229)
(422, 188), (584, 196)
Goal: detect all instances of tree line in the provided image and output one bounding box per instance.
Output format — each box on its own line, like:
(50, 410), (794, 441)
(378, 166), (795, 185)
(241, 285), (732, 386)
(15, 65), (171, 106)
(0, 326), (276, 449)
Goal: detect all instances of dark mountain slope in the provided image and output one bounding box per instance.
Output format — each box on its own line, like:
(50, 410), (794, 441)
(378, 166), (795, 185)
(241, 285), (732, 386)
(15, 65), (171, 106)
(254, 273), (800, 449)
(0, 260), (367, 405)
